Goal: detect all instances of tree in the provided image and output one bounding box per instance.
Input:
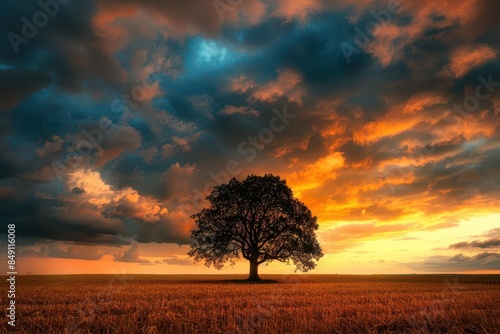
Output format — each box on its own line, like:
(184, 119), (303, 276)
(188, 174), (323, 281)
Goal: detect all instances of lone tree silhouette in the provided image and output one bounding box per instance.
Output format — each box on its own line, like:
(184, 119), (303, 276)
(188, 174), (323, 281)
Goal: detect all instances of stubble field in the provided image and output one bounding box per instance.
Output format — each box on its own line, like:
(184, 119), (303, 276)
(3, 274), (500, 333)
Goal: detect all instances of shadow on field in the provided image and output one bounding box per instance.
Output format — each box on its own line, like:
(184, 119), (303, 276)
(221, 279), (279, 284)
(187, 279), (280, 284)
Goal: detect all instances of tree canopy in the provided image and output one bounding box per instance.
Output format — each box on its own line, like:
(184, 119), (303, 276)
(188, 174), (323, 280)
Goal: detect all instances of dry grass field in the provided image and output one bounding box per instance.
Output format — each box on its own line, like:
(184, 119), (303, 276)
(3, 274), (500, 333)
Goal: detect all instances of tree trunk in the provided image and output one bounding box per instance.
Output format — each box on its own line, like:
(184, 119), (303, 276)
(247, 259), (260, 281)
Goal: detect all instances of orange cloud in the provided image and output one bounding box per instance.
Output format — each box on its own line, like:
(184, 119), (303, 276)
(218, 105), (260, 117)
(228, 69), (307, 105)
(272, 0), (323, 22)
(443, 44), (497, 78)
(323, 222), (414, 240)
(288, 152), (345, 191)
(94, 0), (266, 37)
(92, 4), (139, 55)
(354, 93), (447, 145)
(229, 75), (256, 93)
(251, 69), (307, 105)
(66, 169), (168, 223)
(365, 0), (481, 66)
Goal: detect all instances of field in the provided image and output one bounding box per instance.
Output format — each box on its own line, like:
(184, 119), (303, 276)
(3, 274), (500, 333)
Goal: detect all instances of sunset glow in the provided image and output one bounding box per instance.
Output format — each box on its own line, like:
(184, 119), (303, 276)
(1, 0), (499, 276)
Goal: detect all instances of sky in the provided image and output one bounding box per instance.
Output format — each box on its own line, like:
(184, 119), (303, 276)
(1, 0), (499, 275)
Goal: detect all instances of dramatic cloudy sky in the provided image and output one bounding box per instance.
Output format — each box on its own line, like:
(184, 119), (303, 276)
(1, 0), (499, 274)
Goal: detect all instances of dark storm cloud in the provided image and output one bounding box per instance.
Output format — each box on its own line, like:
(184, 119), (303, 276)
(449, 228), (500, 250)
(18, 242), (110, 260)
(71, 186), (84, 194)
(0, 193), (129, 245)
(134, 217), (193, 245)
(0, 174), (192, 245)
(450, 238), (500, 249)
(0, 0), (499, 258)
(0, 1), (123, 93)
(460, 0), (500, 40)
(97, 0), (265, 36)
(412, 252), (500, 272)
(0, 69), (52, 111)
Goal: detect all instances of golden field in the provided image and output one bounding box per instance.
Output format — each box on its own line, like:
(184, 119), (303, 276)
(3, 274), (500, 333)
